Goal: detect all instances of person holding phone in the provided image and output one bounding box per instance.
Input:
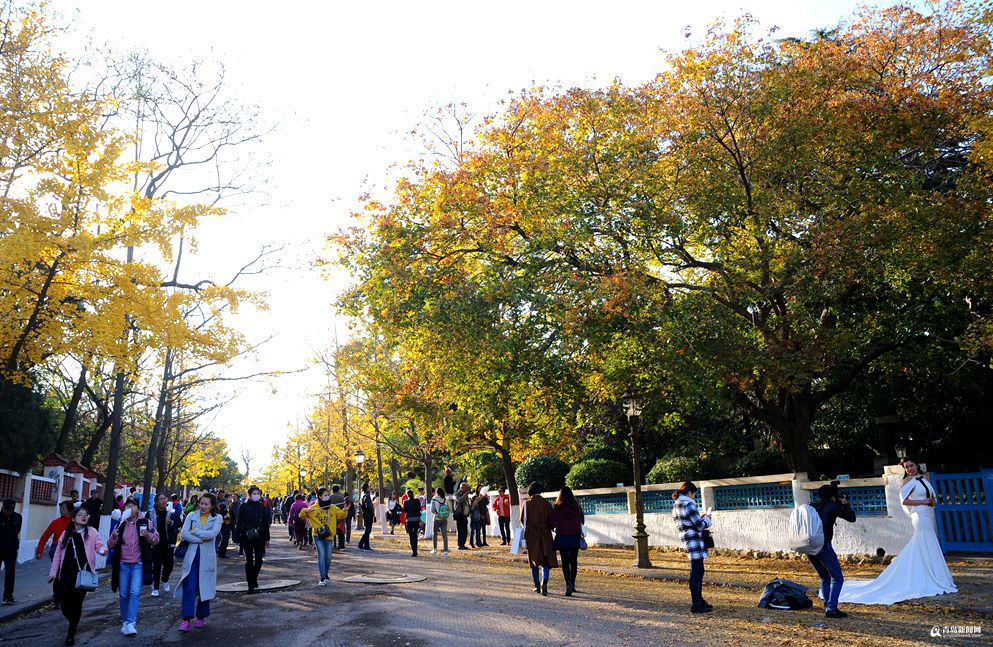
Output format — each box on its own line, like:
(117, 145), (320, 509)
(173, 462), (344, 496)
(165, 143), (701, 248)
(107, 498), (159, 636)
(672, 482), (712, 613)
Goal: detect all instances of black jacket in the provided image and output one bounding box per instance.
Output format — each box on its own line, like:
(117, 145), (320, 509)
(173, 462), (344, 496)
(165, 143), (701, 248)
(0, 511), (22, 551)
(811, 499), (856, 546)
(402, 498), (422, 523)
(235, 500), (271, 543)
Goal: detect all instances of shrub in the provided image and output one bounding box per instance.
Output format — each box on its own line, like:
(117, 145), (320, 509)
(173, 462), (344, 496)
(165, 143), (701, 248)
(646, 454), (701, 484)
(580, 446), (630, 464)
(732, 448), (789, 477)
(515, 455), (570, 491)
(565, 459), (630, 490)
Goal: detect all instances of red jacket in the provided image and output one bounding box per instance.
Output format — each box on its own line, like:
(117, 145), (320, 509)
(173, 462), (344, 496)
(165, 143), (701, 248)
(492, 494), (511, 517)
(36, 515), (71, 557)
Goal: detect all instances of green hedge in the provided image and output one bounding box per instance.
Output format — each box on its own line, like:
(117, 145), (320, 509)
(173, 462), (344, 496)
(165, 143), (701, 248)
(515, 455), (570, 491)
(646, 455), (700, 484)
(565, 459), (629, 490)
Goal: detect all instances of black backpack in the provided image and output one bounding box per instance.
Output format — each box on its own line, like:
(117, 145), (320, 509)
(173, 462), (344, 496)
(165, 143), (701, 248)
(757, 579), (814, 610)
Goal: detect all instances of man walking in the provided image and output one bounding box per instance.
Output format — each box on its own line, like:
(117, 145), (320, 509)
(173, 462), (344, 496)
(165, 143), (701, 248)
(0, 499), (23, 605)
(357, 484), (375, 551)
(454, 483), (472, 550)
(809, 483), (856, 618)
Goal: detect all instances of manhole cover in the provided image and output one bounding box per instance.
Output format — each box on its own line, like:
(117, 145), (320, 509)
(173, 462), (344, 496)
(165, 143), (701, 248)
(342, 573), (426, 584)
(216, 578), (300, 592)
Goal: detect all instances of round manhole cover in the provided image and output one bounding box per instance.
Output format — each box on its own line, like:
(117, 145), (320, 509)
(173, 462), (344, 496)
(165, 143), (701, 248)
(216, 578), (300, 593)
(342, 573), (426, 584)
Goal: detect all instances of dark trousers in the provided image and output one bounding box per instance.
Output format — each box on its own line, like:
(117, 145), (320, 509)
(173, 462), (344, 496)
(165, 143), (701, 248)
(336, 526), (345, 549)
(60, 588), (86, 639)
(244, 541), (265, 591)
(498, 516), (511, 543)
(151, 543), (175, 589)
(216, 525), (231, 556)
(455, 516), (468, 548)
(1, 548), (16, 601)
(689, 558), (705, 607)
(405, 521), (420, 555)
(345, 517), (353, 543)
(358, 513), (374, 549)
(559, 548), (579, 587)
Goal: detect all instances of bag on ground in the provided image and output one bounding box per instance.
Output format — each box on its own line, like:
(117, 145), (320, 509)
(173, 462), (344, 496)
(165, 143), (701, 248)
(757, 578), (814, 610)
(787, 503), (824, 555)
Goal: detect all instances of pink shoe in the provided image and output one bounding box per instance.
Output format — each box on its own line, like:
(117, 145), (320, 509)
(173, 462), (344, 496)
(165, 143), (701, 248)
(194, 618), (206, 629)
(179, 621), (191, 632)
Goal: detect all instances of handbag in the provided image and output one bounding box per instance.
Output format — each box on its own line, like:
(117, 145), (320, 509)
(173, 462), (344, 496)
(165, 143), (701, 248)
(701, 529), (715, 549)
(72, 546), (98, 591)
(579, 523), (588, 550)
(174, 540), (189, 560)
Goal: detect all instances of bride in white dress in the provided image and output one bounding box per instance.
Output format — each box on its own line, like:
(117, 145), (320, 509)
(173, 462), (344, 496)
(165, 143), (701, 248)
(838, 458), (957, 604)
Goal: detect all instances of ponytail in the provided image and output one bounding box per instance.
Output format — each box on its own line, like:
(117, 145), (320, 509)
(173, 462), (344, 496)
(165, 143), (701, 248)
(672, 481), (697, 501)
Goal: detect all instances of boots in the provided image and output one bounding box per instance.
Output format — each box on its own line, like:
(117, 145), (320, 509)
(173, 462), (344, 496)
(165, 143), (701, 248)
(541, 579), (548, 596)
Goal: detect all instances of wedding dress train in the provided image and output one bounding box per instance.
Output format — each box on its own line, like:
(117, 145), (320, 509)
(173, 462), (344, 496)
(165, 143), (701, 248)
(837, 478), (956, 605)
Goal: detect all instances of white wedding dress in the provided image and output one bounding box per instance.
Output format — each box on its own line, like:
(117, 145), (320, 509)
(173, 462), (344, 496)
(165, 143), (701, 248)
(837, 477), (957, 604)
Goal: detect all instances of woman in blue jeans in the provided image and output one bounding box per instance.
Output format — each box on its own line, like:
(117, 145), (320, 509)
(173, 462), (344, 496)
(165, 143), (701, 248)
(176, 493), (222, 631)
(299, 488), (347, 586)
(108, 499), (159, 636)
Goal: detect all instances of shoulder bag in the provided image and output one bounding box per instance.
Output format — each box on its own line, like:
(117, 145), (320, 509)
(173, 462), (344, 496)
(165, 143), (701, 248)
(72, 542), (99, 591)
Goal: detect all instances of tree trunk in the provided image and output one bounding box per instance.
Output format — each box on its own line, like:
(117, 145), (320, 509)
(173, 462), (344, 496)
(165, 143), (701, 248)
(80, 416), (112, 468)
(4, 254), (62, 373)
(423, 451), (433, 495)
(54, 364), (87, 456)
(101, 368), (127, 517)
(155, 395), (172, 495)
(142, 350), (172, 510)
(498, 444), (518, 506)
(389, 458), (401, 495)
(768, 389), (814, 475)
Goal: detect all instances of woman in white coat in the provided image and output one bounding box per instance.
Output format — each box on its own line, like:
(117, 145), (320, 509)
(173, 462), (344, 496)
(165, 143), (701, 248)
(174, 493), (222, 632)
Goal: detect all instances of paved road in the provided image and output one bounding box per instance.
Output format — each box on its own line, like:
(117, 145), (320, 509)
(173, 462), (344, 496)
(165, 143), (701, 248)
(0, 530), (988, 646)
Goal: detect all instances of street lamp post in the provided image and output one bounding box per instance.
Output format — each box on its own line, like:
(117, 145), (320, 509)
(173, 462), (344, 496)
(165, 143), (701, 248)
(894, 439), (908, 462)
(623, 390), (652, 569)
(354, 449), (365, 530)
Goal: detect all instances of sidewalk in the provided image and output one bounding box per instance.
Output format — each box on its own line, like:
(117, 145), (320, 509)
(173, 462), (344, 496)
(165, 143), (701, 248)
(0, 555), (59, 623)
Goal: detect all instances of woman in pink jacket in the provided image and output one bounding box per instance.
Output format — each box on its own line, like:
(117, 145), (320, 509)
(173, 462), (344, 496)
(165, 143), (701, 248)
(107, 498), (159, 637)
(48, 506), (107, 646)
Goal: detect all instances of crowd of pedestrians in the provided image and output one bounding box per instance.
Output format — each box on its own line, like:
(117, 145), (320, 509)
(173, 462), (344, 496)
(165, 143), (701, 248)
(1, 468), (732, 646)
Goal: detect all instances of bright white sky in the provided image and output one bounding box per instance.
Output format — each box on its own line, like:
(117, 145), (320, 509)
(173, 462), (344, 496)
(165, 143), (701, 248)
(49, 0), (885, 480)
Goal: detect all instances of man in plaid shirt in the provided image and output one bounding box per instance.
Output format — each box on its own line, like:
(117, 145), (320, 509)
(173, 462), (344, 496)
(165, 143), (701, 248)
(672, 483), (712, 613)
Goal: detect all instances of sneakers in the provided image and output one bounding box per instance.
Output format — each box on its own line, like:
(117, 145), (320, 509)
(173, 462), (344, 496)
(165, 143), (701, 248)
(1, 598), (13, 605)
(825, 609), (849, 619)
(162, 582), (170, 593)
(441, 551), (449, 557)
(194, 618), (206, 629)
(179, 621), (191, 632)
(151, 589), (160, 597)
(122, 622), (138, 636)
(318, 579), (328, 586)
(430, 549), (437, 555)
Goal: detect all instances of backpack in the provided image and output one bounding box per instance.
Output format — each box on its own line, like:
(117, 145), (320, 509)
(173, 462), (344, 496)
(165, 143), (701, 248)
(787, 503), (824, 555)
(435, 502), (450, 521)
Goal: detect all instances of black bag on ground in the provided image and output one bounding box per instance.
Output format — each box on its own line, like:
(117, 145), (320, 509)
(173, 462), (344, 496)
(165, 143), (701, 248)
(757, 578), (814, 610)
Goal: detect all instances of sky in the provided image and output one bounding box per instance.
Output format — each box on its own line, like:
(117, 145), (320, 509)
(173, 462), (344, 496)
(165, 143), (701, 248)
(48, 0), (886, 480)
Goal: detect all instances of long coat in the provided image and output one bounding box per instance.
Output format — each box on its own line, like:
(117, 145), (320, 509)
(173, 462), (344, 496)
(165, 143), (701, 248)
(521, 495), (557, 568)
(174, 512), (222, 604)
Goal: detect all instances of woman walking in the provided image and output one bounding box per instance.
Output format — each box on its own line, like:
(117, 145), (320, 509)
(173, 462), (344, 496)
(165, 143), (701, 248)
(672, 482), (712, 613)
(521, 482), (557, 595)
(48, 507), (107, 645)
(236, 486), (272, 594)
(288, 493), (308, 549)
(175, 493), (222, 631)
(402, 489), (422, 556)
(386, 492), (399, 534)
(299, 488), (348, 586)
(429, 487), (449, 556)
(108, 498), (159, 636)
(549, 486), (585, 596)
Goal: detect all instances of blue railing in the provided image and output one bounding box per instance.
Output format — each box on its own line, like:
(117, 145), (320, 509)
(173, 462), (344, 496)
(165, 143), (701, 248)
(714, 483), (794, 510)
(576, 493), (628, 515)
(807, 486), (887, 516)
(643, 489), (701, 513)
(933, 470), (993, 553)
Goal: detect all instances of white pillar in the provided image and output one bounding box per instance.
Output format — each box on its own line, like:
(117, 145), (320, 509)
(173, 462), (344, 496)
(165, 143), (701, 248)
(17, 475), (32, 563)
